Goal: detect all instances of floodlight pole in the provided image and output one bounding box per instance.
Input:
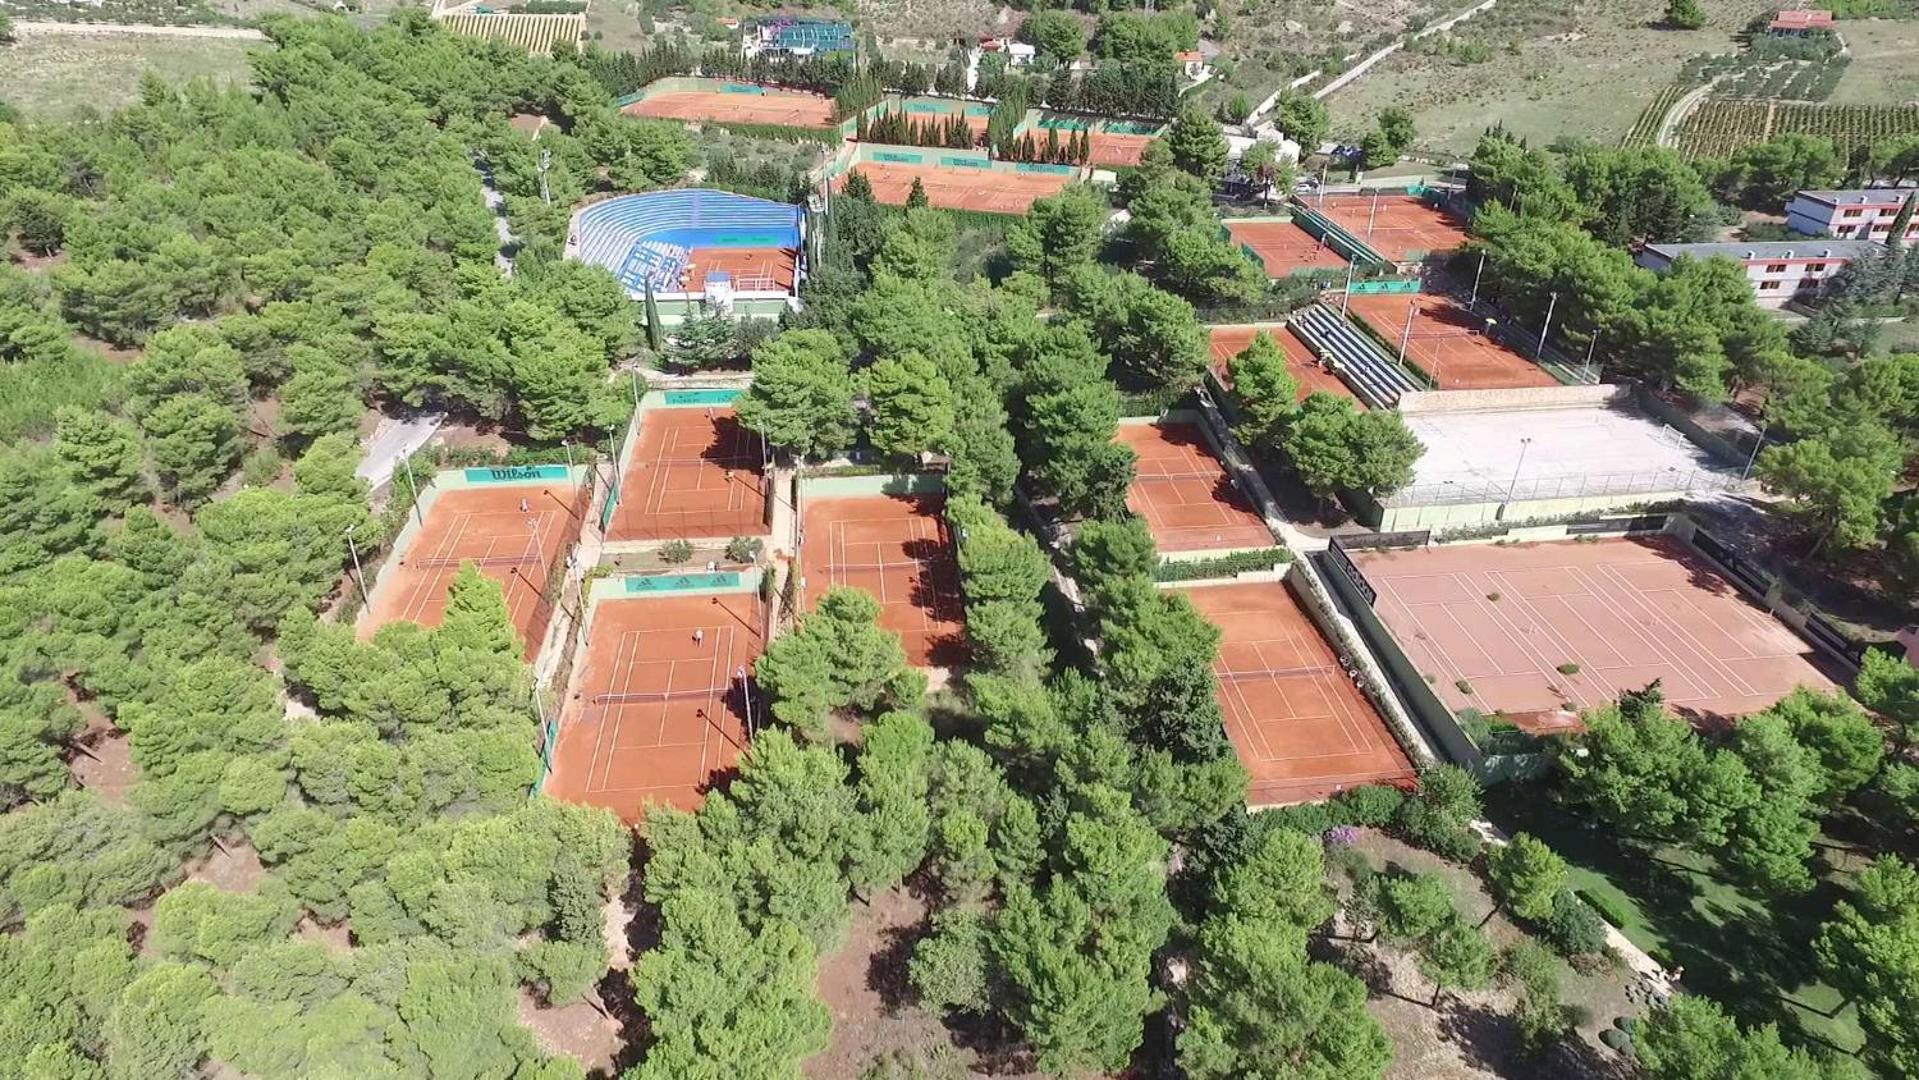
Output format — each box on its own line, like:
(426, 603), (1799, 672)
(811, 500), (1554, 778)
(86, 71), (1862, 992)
(1341, 261), (1355, 316)
(1536, 292), (1558, 359)
(1469, 251), (1487, 306)
(1508, 437), (1533, 502)
(563, 438), (576, 474)
(1584, 329), (1601, 382)
(1396, 296), (1417, 364)
(1740, 423), (1768, 482)
(629, 367), (643, 409)
(1367, 189), (1380, 237)
(400, 455), (425, 526)
(344, 524), (369, 606)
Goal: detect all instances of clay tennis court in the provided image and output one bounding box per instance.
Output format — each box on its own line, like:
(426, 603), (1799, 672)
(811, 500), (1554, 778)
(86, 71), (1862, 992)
(623, 88), (836, 129)
(1350, 536), (1842, 727)
(685, 248), (797, 293)
(800, 493), (966, 667)
(1209, 324), (1362, 406)
(1346, 292), (1559, 390)
(1180, 581), (1416, 805)
(545, 591), (761, 821)
(840, 162), (1075, 213)
(608, 407), (769, 542)
(1310, 193), (1470, 263)
(1225, 220), (1348, 278)
(363, 482), (586, 659)
(1088, 131), (1154, 167)
(1120, 421), (1276, 553)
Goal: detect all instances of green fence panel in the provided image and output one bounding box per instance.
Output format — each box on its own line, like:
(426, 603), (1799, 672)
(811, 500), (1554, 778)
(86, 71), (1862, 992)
(662, 388), (743, 406)
(464, 464), (570, 484)
(624, 571), (743, 594)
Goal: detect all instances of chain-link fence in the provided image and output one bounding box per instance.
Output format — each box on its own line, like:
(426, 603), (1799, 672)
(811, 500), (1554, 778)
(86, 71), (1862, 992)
(1385, 467), (1743, 508)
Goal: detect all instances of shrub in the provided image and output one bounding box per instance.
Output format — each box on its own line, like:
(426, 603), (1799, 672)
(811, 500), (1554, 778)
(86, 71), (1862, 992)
(1455, 679), (1475, 695)
(660, 539), (694, 564)
(1556, 662), (1580, 675)
(241, 447), (283, 488)
(1598, 1025), (1633, 1054)
(1336, 784), (1405, 827)
(1542, 889), (1608, 957)
(725, 536), (764, 563)
(1268, 802), (1335, 835)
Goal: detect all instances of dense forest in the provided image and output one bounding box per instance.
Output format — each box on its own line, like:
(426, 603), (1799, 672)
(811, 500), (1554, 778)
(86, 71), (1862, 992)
(5, 9), (1919, 1079)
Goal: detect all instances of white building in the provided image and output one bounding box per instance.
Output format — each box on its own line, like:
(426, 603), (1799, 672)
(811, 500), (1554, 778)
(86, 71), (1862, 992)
(1635, 240), (1885, 308)
(1786, 188), (1919, 243)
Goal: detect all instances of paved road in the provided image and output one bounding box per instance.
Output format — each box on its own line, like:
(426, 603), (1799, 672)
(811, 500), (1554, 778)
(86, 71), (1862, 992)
(11, 20), (267, 40)
(357, 412), (446, 490)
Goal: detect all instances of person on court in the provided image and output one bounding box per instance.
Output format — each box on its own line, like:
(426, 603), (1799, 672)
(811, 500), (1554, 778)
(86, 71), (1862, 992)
(693, 628), (705, 646)
(519, 497), (529, 513)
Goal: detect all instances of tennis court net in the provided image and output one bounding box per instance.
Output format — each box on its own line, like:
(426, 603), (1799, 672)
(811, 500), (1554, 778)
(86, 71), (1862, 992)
(411, 551), (542, 569)
(830, 558), (948, 573)
(633, 454), (763, 470)
(1134, 469), (1226, 483)
(593, 686), (731, 705)
(1215, 664), (1335, 683)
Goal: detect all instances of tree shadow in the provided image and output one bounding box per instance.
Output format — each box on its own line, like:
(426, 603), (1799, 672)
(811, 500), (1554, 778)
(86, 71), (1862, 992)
(866, 907), (927, 1014)
(1437, 1000), (1516, 1074)
(942, 1011), (1040, 1077)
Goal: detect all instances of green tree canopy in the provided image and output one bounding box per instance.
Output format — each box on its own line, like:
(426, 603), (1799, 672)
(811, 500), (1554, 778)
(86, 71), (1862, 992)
(737, 330), (858, 460)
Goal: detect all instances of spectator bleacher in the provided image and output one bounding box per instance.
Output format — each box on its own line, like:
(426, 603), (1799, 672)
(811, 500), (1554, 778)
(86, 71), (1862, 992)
(570, 189), (802, 294)
(1289, 304), (1425, 409)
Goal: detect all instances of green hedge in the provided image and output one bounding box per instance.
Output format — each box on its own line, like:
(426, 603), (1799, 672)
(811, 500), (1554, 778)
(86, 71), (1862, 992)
(1576, 887), (1634, 930)
(1153, 547), (1292, 582)
(707, 120), (839, 144)
(1116, 386), (1196, 418)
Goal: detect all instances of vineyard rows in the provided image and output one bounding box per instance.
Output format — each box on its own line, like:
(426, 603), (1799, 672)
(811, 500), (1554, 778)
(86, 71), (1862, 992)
(1673, 99), (1919, 160)
(1620, 83), (1690, 148)
(434, 11), (584, 56)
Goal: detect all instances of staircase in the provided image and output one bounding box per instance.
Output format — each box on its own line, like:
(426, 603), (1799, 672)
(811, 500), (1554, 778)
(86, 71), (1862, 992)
(1289, 303), (1425, 409)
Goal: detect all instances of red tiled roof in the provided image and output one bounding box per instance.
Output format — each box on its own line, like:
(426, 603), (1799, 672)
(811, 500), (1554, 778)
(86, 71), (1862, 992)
(1769, 9), (1835, 29)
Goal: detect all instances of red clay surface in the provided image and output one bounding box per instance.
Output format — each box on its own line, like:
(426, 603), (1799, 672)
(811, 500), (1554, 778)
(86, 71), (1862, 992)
(686, 247), (797, 293)
(1209, 324), (1363, 407)
(364, 482), (586, 659)
(1120, 421), (1275, 553)
(545, 591), (761, 822)
(1088, 131), (1155, 167)
(1310, 193), (1470, 263)
(1181, 581), (1416, 805)
(1351, 536), (1842, 726)
(1225, 219), (1348, 277)
(839, 162), (1075, 213)
(800, 493), (966, 667)
(608, 407), (769, 542)
(1346, 292), (1559, 390)
(623, 89), (836, 128)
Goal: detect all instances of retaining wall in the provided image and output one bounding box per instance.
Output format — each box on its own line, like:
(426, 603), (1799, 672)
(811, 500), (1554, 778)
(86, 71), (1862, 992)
(1375, 491), (1695, 532)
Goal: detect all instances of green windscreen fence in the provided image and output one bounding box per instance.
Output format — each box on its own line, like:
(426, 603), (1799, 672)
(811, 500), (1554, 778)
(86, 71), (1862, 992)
(624, 571), (743, 594)
(464, 464), (569, 484)
(662, 388), (742, 406)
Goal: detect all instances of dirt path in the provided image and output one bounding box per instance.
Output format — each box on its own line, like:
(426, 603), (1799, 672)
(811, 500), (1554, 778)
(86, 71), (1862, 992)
(1656, 78), (1721, 148)
(10, 21), (267, 40)
(1315, 0), (1503, 101)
